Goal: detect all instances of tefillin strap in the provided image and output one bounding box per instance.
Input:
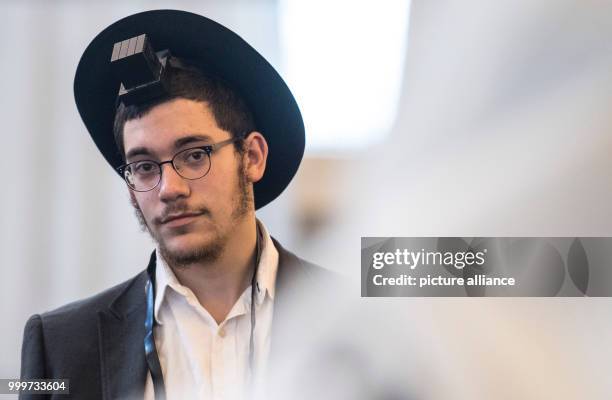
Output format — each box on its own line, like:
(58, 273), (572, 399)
(110, 34), (170, 106)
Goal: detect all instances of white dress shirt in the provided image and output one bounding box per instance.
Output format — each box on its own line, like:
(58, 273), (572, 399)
(144, 220), (279, 400)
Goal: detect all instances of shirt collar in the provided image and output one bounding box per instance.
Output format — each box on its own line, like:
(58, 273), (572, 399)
(153, 218), (278, 324)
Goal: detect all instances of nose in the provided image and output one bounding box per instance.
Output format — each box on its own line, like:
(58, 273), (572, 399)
(158, 163), (190, 201)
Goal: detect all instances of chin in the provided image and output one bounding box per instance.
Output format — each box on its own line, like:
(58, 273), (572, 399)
(157, 231), (225, 266)
(162, 231), (209, 251)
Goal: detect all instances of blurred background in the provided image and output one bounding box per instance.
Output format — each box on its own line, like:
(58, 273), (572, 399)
(3, 0), (612, 398)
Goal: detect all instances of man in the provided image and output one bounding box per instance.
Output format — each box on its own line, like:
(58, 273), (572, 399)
(20, 9), (333, 400)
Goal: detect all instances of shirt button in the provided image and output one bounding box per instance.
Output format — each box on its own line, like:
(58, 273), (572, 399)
(218, 328), (226, 338)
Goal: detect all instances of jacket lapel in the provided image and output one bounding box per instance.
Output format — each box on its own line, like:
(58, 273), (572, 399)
(98, 259), (151, 400)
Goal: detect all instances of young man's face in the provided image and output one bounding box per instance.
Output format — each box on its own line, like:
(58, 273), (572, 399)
(122, 98), (252, 266)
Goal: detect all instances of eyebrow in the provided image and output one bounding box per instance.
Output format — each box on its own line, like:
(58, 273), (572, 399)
(125, 134), (214, 160)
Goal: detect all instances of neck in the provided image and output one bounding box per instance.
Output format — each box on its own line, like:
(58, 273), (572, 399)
(170, 215), (258, 325)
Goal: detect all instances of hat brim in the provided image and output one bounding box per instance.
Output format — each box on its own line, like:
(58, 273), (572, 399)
(74, 9), (304, 210)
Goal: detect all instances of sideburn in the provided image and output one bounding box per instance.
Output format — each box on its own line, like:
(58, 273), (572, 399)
(130, 191), (150, 233)
(232, 154), (253, 220)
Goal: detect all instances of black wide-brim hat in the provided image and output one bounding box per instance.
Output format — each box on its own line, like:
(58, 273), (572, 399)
(74, 9), (304, 210)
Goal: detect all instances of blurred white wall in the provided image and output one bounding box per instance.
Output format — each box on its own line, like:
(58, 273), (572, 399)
(334, 1), (612, 398)
(356, 0), (612, 236)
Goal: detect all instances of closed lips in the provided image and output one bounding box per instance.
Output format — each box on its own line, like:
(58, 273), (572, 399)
(160, 212), (202, 224)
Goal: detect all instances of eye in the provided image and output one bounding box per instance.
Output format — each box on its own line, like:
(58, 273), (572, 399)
(182, 149), (207, 164)
(132, 161), (158, 175)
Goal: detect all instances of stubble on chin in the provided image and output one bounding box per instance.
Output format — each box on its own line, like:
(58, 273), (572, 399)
(130, 194), (225, 267)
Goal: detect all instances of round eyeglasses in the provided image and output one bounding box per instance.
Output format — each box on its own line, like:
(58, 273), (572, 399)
(117, 135), (243, 192)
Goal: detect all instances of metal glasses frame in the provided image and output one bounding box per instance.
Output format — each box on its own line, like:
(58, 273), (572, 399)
(116, 135), (244, 192)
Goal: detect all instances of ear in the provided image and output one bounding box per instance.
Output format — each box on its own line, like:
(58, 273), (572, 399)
(242, 131), (268, 183)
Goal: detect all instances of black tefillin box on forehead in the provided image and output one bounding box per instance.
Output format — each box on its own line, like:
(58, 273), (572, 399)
(110, 34), (170, 106)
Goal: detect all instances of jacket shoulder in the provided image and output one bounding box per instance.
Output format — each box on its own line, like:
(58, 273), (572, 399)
(272, 236), (341, 291)
(39, 270), (148, 325)
(20, 270), (148, 384)
(288, 252), (338, 283)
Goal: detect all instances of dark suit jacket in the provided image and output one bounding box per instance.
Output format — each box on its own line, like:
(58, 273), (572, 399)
(20, 239), (333, 400)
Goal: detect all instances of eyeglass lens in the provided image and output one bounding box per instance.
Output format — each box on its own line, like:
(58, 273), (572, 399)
(124, 147), (212, 191)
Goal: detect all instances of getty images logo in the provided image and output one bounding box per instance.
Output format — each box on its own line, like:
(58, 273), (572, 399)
(371, 248), (487, 270)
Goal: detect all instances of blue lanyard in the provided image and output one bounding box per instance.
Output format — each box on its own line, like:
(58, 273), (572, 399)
(144, 230), (262, 400)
